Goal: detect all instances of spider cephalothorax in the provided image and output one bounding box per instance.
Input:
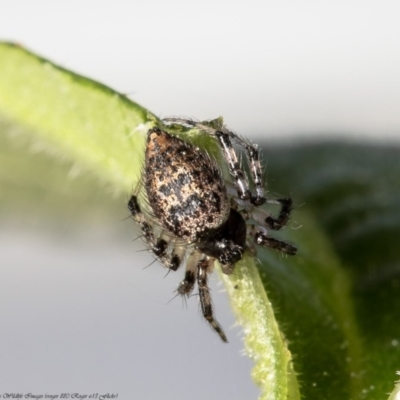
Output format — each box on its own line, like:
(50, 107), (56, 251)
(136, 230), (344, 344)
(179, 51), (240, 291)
(128, 118), (296, 342)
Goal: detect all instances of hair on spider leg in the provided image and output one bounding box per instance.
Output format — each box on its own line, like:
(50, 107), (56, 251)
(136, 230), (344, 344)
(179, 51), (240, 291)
(163, 267), (175, 278)
(188, 291), (199, 299)
(166, 291), (181, 305)
(142, 258), (159, 270)
(131, 234), (145, 243)
(167, 286), (190, 310)
(135, 248), (153, 253)
(180, 292), (190, 309)
(120, 214), (134, 222)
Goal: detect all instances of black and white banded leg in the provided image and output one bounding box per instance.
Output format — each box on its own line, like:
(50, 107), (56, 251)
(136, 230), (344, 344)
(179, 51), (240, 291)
(247, 198), (294, 231)
(197, 258), (228, 343)
(128, 195), (183, 271)
(264, 198), (293, 230)
(249, 225), (297, 255)
(176, 251), (202, 297)
(162, 117), (265, 205)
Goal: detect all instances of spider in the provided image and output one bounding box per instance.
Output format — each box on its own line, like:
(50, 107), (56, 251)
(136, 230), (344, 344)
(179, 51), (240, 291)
(128, 117), (296, 342)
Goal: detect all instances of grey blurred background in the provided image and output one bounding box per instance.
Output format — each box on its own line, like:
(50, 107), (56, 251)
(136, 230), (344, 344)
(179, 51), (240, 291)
(1, 1), (400, 399)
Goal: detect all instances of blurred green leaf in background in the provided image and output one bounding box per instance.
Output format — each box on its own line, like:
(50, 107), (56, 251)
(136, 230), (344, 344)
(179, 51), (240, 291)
(1, 42), (399, 400)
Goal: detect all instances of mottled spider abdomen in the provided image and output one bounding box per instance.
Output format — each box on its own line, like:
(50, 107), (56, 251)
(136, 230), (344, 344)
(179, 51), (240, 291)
(145, 128), (230, 242)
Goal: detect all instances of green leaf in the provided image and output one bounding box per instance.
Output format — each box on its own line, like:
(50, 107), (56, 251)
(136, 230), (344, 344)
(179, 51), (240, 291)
(0, 42), (155, 193)
(264, 142), (400, 399)
(1, 42), (399, 400)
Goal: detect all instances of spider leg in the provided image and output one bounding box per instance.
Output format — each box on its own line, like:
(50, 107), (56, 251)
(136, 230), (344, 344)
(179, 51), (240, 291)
(176, 251), (201, 296)
(128, 195), (182, 270)
(249, 225), (297, 255)
(264, 198), (293, 230)
(197, 258), (228, 343)
(247, 198), (294, 231)
(213, 129), (251, 202)
(219, 127), (265, 206)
